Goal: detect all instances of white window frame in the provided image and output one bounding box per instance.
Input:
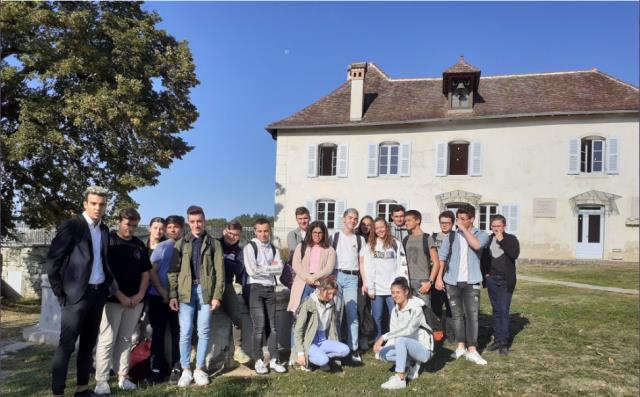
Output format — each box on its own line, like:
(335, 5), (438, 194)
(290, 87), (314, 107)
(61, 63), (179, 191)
(479, 204), (498, 232)
(377, 199), (398, 222)
(580, 136), (605, 174)
(316, 200), (336, 229)
(379, 142), (400, 176)
(318, 143), (337, 176)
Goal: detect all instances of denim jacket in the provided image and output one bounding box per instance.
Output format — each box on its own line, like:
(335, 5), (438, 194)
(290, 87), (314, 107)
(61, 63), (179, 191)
(439, 227), (489, 285)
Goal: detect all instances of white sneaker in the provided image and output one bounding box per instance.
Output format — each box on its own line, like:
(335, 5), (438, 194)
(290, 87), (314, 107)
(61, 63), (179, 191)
(254, 359), (269, 375)
(177, 369), (193, 387)
(451, 347), (467, 360)
(406, 361), (421, 380)
(193, 369), (210, 386)
(269, 358), (287, 373)
(381, 374), (406, 390)
(94, 382), (111, 395)
(465, 351), (487, 365)
(118, 377), (136, 391)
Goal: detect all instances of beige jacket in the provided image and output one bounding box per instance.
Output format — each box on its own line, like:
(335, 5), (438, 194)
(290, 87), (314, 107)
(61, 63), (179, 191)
(286, 244), (336, 313)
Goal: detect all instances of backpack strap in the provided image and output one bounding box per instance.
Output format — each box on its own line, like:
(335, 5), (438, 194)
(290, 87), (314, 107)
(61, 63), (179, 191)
(332, 232), (339, 250)
(300, 241), (307, 261)
(249, 240), (258, 260)
(422, 233), (430, 257)
(402, 235), (409, 251)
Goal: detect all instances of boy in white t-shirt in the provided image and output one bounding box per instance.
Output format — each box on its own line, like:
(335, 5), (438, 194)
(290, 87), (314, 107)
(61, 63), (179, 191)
(331, 208), (367, 363)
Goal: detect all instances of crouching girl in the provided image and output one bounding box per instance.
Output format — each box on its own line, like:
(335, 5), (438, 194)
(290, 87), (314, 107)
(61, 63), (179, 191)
(293, 275), (350, 371)
(373, 277), (434, 390)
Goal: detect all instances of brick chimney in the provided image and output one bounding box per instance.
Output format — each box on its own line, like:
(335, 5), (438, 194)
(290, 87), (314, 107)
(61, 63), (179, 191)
(348, 62), (367, 121)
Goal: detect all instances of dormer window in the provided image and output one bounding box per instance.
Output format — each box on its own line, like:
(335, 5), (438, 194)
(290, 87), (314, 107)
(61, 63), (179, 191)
(451, 79), (471, 109)
(442, 56), (481, 111)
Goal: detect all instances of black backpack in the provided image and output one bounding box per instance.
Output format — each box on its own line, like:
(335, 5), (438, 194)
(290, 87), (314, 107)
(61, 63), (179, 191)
(421, 304), (444, 343)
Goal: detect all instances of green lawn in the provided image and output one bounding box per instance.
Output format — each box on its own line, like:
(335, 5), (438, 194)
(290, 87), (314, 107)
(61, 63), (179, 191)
(519, 262), (639, 290)
(1, 277), (638, 396)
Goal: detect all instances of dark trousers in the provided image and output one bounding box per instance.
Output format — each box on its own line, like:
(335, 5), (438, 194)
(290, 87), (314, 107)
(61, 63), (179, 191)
(221, 282), (243, 348)
(446, 282), (481, 347)
(51, 286), (107, 395)
(248, 284), (278, 361)
(486, 275), (513, 347)
(148, 294), (180, 374)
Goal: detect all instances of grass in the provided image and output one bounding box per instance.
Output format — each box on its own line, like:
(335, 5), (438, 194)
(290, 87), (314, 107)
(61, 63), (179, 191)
(518, 262), (639, 290)
(0, 298), (40, 343)
(1, 270), (638, 397)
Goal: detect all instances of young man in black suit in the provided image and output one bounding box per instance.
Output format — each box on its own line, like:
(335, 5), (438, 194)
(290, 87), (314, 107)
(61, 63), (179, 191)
(46, 186), (118, 397)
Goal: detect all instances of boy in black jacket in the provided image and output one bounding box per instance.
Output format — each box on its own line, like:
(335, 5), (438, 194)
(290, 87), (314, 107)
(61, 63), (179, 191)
(481, 214), (520, 356)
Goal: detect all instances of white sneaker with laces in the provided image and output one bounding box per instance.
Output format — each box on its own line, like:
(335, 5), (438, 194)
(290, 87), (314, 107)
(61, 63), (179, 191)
(94, 381), (111, 395)
(118, 377), (136, 391)
(254, 359), (269, 375)
(269, 358), (287, 373)
(177, 369), (193, 387)
(451, 347), (467, 360)
(465, 351), (488, 365)
(406, 361), (421, 380)
(193, 369), (210, 386)
(381, 374), (406, 390)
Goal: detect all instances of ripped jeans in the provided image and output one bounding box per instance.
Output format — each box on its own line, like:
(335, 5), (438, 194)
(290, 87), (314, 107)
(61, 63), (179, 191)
(446, 282), (481, 347)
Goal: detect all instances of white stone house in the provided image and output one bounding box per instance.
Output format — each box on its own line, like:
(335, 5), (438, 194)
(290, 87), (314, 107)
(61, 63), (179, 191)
(265, 58), (639, 261)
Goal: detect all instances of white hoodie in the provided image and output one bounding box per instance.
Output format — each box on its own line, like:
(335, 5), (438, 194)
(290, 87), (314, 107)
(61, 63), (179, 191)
(364, 238), (409, 296)
(382, 296), (433, 351)
(243, 238), (283, 286)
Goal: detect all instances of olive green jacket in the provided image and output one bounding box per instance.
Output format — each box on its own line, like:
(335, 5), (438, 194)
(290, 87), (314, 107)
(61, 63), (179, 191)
(168, 231), (225, 304)
(293, 292), (342, 367)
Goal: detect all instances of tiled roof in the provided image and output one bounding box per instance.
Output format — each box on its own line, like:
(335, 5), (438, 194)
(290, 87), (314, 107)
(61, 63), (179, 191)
(266, 62), (639, 135)
(443, 56), (481, 73)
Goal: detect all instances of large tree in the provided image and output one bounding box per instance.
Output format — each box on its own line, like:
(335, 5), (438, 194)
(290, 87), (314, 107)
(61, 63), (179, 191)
(1, 1), (199, 234)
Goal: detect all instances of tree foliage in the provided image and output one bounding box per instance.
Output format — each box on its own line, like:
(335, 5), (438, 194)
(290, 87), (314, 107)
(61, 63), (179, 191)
(0, 1), (199, 234)
(205, 213), (276, 229)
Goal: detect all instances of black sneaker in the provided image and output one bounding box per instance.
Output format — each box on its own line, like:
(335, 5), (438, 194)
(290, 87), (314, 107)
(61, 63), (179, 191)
(486, 342), (501, 352)
(350, 351), (362, 364)
(499, 346), (509, 356)
(169, 367), (182, 384)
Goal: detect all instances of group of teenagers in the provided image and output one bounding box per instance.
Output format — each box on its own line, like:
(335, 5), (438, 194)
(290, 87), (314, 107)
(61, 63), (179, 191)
(45, 186), (520, 397)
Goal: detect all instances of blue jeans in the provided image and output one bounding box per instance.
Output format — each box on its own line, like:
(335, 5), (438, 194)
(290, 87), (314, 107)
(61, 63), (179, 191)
(308, 337), (350, 366)
(371, 295), (394, 340)
(336, 271), (359, 351)
(178, 284), (211, 369)
(486, 275), (513, 347)
(446, 282), (481, 347)
(379, 337), (431, 373)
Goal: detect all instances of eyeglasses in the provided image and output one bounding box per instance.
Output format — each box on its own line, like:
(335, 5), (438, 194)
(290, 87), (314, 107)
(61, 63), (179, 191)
(312, 231), (324, 235)
(439, 221), (452, 225)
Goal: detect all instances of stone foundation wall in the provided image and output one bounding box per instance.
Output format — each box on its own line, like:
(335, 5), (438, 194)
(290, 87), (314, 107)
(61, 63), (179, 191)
(1, 244), (49, 299)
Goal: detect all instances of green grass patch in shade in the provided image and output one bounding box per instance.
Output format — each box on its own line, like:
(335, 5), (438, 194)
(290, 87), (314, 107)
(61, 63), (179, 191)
(1, 279), (638, 396)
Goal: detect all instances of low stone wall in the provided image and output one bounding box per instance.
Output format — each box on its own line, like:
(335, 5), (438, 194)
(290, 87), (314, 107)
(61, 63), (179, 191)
(1, 244), (49, 299)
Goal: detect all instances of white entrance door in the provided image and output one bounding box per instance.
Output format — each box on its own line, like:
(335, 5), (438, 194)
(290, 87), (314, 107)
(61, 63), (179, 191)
(575, 207), (604, 259)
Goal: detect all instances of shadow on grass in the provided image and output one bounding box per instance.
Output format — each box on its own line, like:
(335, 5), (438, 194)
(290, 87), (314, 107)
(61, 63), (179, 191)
(477, 312), (530, 351)
(423, 311), (530, 373)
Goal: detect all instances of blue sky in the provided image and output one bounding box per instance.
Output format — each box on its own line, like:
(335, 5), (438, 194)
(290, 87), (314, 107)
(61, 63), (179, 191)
(132, 1), (639, 223)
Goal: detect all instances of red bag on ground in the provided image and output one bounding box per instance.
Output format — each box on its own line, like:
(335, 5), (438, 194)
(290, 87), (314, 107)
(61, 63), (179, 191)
(128, 339), (153, 382)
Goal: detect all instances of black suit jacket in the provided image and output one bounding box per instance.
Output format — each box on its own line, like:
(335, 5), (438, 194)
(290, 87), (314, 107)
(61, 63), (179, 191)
(46, 215), (116, 304)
